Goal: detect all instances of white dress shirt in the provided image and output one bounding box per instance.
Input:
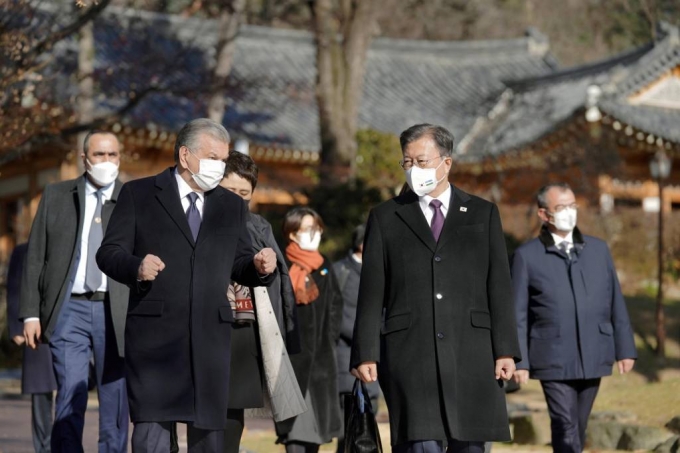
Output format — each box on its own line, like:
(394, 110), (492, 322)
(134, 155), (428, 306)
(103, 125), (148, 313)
(551, 230), (574, 253)
(71, 179), (115, 294)
(419, 184), (452, 227)
(175, 169), (204, 218)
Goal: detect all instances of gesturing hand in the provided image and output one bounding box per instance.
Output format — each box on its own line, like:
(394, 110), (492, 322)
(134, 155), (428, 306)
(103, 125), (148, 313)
(254, 248), (276, 275)
(138, 254), (165, 281)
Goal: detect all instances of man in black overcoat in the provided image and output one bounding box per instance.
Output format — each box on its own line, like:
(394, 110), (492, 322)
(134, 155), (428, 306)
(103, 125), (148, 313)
(351, 124), (521, 453)
(7, 242), (57, 453)
(96, 118), (277, 453)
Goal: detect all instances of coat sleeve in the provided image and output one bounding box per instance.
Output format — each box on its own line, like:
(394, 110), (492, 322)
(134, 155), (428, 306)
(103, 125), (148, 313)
(510, 249), (530, 369)
(606, 246), (637, 360)
(19, 186), (51, 321)
(7, 244), (27, 338)
(327, 263), (344, 344)
(263, 220), (301, 354)
(96, 183), (144, 287)
(486, 203), (522, 362)
(231, 201), (274, 288)
(350, 209), (385, 368)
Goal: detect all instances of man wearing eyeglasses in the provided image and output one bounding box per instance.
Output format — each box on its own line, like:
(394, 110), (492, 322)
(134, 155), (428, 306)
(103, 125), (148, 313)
(511, 183), (636, 453)
(351, 123), (520, 453)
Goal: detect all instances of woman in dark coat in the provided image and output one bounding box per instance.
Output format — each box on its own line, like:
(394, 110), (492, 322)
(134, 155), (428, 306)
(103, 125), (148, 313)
(276, 207), (343, 453)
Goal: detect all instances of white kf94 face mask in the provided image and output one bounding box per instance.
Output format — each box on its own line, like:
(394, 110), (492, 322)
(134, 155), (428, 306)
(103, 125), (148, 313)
(405, 159), (446, 197)
(86, 160), (119, 187)
(297, 230), (322, 251)
(187, 150), (226, 191)
(549, 208), (577, 233)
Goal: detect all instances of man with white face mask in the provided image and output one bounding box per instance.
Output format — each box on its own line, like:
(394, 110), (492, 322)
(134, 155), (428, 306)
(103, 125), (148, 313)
(352, 124), (520, 453)
(511, 183), (637, 453)
(21, 130), (130, 452)
(96, 118), (278, 453)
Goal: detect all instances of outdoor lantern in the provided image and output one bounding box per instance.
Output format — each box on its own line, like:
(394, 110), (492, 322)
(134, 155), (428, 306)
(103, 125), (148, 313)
(649, 150), (672, 180)
(234, 138), (250, 155)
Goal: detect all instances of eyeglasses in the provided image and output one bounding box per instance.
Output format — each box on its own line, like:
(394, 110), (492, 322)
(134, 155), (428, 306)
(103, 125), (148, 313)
(399, 155), (443, 170)
(545, 203), (579, 213)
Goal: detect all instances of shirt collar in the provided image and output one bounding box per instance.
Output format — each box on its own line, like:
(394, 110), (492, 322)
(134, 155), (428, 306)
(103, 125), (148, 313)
(420, 184), (452, 212)
(551, 230), (574, 247)
(174, 167), (204, 202)
(85, 177), (115, 199)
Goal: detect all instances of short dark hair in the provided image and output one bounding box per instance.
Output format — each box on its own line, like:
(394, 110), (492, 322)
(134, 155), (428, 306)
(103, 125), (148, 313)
(224, 151), (259, 191)
(282, 206), (325, 243)
(351, 224), (366, 252)
(399, 124), (454, 157)
(174, 118), (230, 163)
(536, 183), (572, 209)
(83, 130), (117, 156)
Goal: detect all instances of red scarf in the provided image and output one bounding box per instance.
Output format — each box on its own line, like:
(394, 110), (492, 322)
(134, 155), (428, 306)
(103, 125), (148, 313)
(286, 242), (324, 305)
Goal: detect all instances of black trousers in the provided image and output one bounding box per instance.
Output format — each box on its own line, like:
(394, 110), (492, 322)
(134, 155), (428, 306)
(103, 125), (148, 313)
(392, 439), (485, 453)
(540, 378), (601, 453)
(31, 392), (54, 453)
(223, 409), (246, 453)
(132, 422), (224, 453)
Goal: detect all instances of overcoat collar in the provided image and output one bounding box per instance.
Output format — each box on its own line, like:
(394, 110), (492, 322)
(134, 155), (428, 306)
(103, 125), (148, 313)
(395, 184), (471, 253)
(538, 224), (586, 260)
(154, 167), (224, 247)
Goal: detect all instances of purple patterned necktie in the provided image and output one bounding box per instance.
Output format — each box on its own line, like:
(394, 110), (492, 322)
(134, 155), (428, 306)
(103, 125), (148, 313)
(430, 199), (444, 242)
(186, 192), (201, 241)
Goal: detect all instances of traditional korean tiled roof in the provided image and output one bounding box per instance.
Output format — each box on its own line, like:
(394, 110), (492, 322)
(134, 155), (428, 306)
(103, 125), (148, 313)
(456, 23), (680, 160)
(45, 6), (557, 154)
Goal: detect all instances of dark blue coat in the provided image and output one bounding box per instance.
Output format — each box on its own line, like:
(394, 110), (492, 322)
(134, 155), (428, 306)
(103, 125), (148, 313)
(6, 243), (57, 394)
(511, 226), (637, 381)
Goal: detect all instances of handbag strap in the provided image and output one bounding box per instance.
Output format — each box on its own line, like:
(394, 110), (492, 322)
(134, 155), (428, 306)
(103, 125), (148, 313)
(352, 378), (374, 414)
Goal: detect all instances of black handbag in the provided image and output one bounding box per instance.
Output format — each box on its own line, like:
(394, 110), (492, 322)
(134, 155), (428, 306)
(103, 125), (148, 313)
(343, 379), (383, 453)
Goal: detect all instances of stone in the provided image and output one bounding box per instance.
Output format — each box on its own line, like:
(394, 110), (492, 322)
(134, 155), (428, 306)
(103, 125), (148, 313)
(586, 420), (626, 450)
(654, 435), (680, 453)
(590, 410), (638, 423)
(618, 425), (675, 451)
(667, 417), (680, 434)
(509, 411), (551, 446)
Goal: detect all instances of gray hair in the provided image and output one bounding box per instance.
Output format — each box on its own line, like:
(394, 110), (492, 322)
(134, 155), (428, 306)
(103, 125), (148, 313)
(536, 183), (572, 209)
(173, 118), (231, 162)
(399, 124), (454, 157)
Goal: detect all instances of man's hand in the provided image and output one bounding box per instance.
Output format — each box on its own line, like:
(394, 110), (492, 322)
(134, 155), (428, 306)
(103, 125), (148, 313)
(351, 361), (378, 383)
(513, 369), (529, 385)
(495, 356), (516, 381)
(254, 248), (276, 275)
(617, 358), (635, 374)
(12, 335), (25, 346)
(138, 254), (165, 281)
(23, 321), (41, 350)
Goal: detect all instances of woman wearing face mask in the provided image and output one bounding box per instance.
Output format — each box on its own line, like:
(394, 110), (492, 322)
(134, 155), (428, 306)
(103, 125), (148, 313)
(275, 207), (343, 453)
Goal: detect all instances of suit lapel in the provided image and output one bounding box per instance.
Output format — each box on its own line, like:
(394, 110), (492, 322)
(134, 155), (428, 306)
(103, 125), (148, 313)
(436, 185), (471, 251)
(155, 168), (196, 247)
(196, 187), (225, 247)
(74, 176), (86, 239)
(396, 191), (436, 253)
(102, 180), (122, 232)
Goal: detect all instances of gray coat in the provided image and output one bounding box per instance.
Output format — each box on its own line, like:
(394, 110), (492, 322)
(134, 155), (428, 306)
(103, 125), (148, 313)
(19, 176), (129, 357)
(351, 186), (521, 445)
(511, 226), (637, 380)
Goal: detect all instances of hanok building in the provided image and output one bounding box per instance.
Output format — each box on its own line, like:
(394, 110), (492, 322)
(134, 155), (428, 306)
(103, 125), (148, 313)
(0, 6), (557, 263)
(453, 22), (680, 238)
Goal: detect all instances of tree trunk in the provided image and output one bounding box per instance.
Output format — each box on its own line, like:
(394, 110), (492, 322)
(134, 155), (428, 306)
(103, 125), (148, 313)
(77, 19), (95, 171)
(207, 0), (245, 124)
(311, 0), (380, 186)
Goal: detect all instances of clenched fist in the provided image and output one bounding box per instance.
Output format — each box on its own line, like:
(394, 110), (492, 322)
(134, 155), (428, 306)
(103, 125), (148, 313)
(138, 254), (165, 281)
(254, 248), (276, 275)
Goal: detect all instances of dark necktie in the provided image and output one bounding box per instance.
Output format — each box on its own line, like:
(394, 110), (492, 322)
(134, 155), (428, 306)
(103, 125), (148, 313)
(186, 192), (201, 241)
(430, 199), (445, 242)
(85, 190), (104, 291)
(559, 242), (573, 260)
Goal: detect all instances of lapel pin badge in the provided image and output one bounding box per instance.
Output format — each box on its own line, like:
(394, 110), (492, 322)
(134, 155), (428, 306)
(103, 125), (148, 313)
(460, 207), (467, 212)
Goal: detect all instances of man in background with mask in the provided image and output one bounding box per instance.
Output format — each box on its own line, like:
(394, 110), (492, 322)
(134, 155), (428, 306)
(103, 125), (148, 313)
(511, 183), (636, 453)
(351, 123), (520, 453)
(96, 118), (277, 453)
(21, 130), (130, 452)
